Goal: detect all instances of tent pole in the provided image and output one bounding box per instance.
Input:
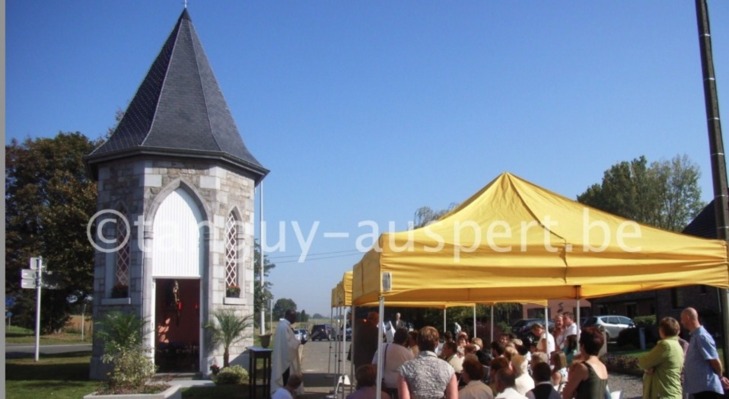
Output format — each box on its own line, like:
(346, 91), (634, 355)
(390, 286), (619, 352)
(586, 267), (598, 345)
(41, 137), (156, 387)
(490, 306), (494, 344)
(696, 0), (729, 372)
(473, 305), (477, 339)
(443, 308), (447, 334)
(576, 299), (581, 339)
(329, 306), (334, 374)
(350, 305), (356, 396)
(376, 297), (385, 399)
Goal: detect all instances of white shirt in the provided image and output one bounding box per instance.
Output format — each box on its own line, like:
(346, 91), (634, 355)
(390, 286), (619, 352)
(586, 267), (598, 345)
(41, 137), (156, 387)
(446, 353), (464, 373)
(372, 343), (414, 388)
(271, 318), (302, 392)
(495, 387), (529, 399)
(459, 380), (494, 399)
(271, 387), (294, 399)
(538, 332), (556, 355)
(514, 372), (535, 395)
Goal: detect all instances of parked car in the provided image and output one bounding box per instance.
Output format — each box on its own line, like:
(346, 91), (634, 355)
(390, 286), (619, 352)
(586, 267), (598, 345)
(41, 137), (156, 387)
(311, 324), (334, 341)
(582, 315), (635, 342)
(337, 327), (352, 341)
(294, 328), (308, 344)
(511, 318), (555, 344)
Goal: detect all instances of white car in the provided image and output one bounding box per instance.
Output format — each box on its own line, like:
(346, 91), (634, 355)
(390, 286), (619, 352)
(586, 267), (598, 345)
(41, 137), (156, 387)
(294, 328), (308, 344)
(583, 315), (635, 342)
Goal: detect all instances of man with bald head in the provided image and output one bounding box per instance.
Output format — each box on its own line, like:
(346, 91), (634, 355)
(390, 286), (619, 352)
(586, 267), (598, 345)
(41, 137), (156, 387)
(680, 307), (729, 398)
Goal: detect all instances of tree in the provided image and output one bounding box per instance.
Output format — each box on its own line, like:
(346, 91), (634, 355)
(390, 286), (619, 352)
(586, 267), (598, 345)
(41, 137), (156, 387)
(205, 309), (253, 367)
(577, 155), (704, 231)
(413, 205), (457, 228)
(253, 240), (275, 329)
(272, 298), (297, 320)
(5, 132), (100, 332)
(298, 309), (309, 323)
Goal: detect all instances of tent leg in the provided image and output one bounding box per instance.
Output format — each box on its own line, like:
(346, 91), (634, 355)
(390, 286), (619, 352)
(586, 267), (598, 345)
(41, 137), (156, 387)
(375, 297), (385, 399)
(443, 308), (447, 334)
(473, 305), (477, 338)
(490, 306), (494, 344)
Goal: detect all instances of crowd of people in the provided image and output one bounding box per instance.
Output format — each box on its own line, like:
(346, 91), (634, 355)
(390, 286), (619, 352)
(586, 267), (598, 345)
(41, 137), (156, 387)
(271, 307), (729, 399)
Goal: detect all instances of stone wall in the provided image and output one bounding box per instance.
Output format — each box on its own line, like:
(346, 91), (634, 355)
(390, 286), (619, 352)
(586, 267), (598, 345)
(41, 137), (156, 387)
(90, 157), (258, 379)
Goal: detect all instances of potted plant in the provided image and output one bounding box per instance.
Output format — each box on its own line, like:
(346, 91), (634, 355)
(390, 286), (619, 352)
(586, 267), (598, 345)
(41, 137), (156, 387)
(84, 311), (180, 399)
(205, 309), (253, 367)
(225, 284), (240, 298)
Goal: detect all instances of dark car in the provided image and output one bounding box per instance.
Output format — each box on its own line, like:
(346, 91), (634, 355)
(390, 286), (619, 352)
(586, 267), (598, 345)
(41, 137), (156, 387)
(311, 324), (334, 341)
(336, 326), (352, 341)
(511, 318), (555, 343)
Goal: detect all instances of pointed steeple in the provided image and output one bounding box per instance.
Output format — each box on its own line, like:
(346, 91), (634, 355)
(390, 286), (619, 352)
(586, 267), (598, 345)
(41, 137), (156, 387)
(86, 9), (268, 182)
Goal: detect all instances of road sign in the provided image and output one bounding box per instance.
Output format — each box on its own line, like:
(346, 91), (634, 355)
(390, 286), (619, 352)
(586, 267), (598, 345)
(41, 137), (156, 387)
(21, 278), (36, 289)
(21, 269), (36, 279)
(21, 269), (37, 289)
(29, 257), (41, 270)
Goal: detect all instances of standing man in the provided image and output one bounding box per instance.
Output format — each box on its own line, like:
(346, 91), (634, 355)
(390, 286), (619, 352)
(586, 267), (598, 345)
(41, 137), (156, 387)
(394, 312), (406, 329)
(680, 307), (729, 398)
(353, 311), (380, 371)
(272, 309), (303, 393)
(530, 323), (555, 355)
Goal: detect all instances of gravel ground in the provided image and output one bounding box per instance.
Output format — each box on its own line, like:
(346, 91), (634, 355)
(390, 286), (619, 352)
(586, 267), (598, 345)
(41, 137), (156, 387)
(607, 372), (643, 399)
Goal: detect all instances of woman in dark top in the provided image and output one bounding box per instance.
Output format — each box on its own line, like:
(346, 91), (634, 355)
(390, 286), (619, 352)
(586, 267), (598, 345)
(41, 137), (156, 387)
(561, 326), (608, 399)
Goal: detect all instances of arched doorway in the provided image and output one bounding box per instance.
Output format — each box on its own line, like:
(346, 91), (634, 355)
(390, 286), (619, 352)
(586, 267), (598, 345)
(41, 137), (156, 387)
(151, 188), (205, 373)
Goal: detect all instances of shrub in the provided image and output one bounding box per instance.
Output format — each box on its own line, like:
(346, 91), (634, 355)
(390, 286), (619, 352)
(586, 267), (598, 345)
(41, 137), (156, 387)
(617, 326), (657, 349)
(213, 365), (249, 385)
(95, 311), (159, 394)
(633, 315), (656, 328)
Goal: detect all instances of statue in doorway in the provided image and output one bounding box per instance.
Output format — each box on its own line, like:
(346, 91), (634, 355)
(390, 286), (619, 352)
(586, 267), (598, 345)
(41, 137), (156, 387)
(166, 280), (182, 326)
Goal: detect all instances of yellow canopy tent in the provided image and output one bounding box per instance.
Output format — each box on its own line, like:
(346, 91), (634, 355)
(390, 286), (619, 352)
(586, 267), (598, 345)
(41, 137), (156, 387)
(353, 172), (729, 306)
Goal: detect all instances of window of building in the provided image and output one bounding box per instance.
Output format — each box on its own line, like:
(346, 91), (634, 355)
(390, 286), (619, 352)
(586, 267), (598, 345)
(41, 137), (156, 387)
(225, 212), (239, 295)
(671, 288), (685, 309)
(112, 211), (130, 298)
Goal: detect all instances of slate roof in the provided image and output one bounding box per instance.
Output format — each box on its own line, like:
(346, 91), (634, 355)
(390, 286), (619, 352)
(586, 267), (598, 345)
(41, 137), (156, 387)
(682, 199), (719, 238)
(86, 9), (268, 181)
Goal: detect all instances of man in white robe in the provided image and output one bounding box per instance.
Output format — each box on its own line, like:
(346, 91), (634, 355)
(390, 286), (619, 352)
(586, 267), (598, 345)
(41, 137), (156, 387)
(271, 309), (303, 393)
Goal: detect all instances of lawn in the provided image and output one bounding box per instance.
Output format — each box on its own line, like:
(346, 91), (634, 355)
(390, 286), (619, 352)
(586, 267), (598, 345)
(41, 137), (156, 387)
(5, 350), (256, 399)
(6, 325), (90, 345)
(5, 323), (266, 398)
(6, 352), (99, 399)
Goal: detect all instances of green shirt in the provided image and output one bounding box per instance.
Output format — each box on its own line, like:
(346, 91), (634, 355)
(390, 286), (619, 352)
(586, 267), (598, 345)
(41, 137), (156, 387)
(638, 336), (684, 399)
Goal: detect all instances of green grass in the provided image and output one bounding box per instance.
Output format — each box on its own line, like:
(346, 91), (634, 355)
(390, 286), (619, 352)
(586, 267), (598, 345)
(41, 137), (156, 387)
(6, 352), (99, 399)
(6, 324), (90, 344)
(5, 350), (258, 399)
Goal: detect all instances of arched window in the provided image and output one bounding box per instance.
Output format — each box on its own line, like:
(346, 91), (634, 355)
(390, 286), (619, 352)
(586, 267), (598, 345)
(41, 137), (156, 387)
(225, 212), (239, 297)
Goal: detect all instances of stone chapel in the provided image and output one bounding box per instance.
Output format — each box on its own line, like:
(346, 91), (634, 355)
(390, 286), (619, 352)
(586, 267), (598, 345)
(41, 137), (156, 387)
(84, 9), (267, 378)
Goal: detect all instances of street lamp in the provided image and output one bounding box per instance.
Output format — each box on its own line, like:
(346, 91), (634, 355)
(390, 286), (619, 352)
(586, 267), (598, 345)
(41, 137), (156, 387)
(66, 291), (93, 341)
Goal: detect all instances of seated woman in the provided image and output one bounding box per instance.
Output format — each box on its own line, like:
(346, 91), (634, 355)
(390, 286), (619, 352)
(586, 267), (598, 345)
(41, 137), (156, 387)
(549, 351), (567, 392)
(347, 364), (391, 399)
(561, 326), (608, 399)
(398, 326), (458, 399)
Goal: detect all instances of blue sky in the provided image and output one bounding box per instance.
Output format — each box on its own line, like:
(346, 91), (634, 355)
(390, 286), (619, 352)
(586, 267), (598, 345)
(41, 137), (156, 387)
(7, 1), (729, 316)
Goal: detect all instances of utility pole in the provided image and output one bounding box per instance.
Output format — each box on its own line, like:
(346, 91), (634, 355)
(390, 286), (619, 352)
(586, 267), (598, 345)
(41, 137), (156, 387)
(695, 0), (729, 371)
(259, 182), (266, 335)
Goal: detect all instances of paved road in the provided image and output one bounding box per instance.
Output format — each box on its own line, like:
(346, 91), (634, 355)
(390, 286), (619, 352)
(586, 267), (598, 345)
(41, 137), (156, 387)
(5, 343), (92, 358)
